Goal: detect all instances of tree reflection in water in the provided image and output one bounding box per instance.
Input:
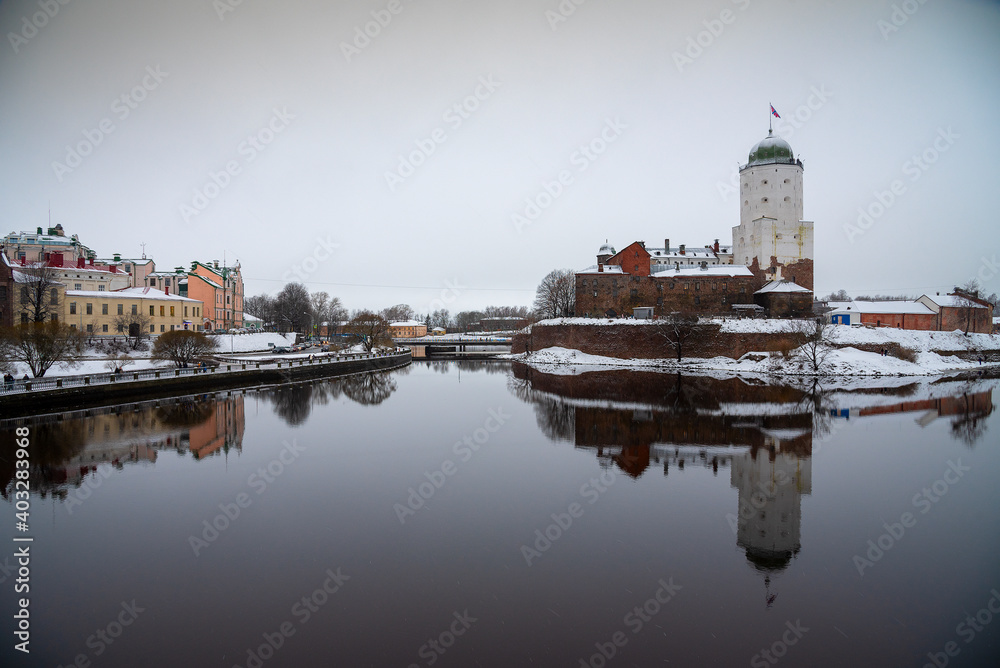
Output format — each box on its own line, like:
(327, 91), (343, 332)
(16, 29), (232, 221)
(258, 369), (401, 425)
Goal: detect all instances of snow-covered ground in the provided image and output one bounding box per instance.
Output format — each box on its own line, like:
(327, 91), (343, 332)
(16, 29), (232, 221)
(507, 344), (998, 377)
(5, 358), (173, 378)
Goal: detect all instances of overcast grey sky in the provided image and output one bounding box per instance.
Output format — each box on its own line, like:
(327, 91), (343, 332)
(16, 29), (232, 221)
(2, 0), (998, 312)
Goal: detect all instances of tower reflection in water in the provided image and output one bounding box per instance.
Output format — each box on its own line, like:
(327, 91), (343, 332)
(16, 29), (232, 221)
(510, 364), (993, 581)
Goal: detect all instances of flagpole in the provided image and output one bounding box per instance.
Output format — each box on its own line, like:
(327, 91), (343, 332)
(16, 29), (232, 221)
(768, 102), (772, 133)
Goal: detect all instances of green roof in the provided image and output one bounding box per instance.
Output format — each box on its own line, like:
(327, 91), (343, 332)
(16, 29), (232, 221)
(747, 130), (795, 167)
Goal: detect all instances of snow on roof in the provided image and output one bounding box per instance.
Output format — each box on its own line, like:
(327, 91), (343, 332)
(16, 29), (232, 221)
(577, 264), (625, 275)
(845, 301), (935, 315)
(65, 287), (200, 302)
(189, 274), (223, 289)
(244, 313), (262, 322)
(920, 294), (988, 309)
(652, 265), (753, 278)
(390, 320), (424, 327)
(648, 248), (718, 259)
(94, 257), (153, 265)
(11, 269), (65, 285)
(755, 280), (811, 294)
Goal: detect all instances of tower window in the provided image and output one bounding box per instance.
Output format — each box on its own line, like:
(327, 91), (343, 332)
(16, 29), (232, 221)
(761, 197), (768, 203)
(762, 180), (768, 185)
(783, 179), (790, 184)
(784, 196), (791, 202)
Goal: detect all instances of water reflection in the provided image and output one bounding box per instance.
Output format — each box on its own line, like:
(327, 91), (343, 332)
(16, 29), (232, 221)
(510, 363), (995, 578)
(0, 369), (404, 501)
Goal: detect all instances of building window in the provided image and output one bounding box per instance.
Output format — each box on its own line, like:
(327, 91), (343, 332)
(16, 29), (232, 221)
(21, 313), (28, 324)
(69, 302), (77, 314)
(149, 325), (155, 332)
(684, 283), (689, 290)
(161, 325), (165, 332)
(86, 303), (93, 315)
(118, 304), (124, 315)
(50, 314), (58, 322)
(695, 283), (700, 291)
(670, 282), (675, 290)
(630, 289), (637, 297)
(160, 305), (165, 316)
(695, 296), (701, 305)
(87, 324), (93, 332)
(50, 288), (58, 305)
(102, 324), (108, 332)
(184, 306), (188, 316)
(170, 306), (175, 316)
(722, 282), (728, 291)
(722, 296), (727, 304)
(593, 291), (598, 297)
(102, 304), (108, 315)
(69, 324), (75, 329)
(131, 304), (137, 315)
(98, 285), (105, 291)
(656, 297), (663, 306)
(150, 305), (155, 316)
(74, 283), (82, 290)
(170, 325), (175, 331)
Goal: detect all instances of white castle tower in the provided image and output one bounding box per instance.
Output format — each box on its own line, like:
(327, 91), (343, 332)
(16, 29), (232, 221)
(732, 129), (814, 290)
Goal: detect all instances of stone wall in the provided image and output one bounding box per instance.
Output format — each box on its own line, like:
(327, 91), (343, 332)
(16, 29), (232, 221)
(512, 322), (807, 360)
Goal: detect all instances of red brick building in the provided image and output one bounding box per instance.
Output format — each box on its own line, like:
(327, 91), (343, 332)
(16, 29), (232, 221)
(575, 242), (757, 318)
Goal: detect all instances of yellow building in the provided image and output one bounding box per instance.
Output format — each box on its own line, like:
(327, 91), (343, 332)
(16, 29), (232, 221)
(64, 287), (205, 336)
(389, 320), (428, 338)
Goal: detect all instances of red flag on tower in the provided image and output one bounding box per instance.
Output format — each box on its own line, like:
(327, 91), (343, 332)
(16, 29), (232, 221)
(770, 104), (781, 119)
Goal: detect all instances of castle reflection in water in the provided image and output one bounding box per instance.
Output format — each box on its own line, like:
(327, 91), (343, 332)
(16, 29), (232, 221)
(510, 363), (995, 574)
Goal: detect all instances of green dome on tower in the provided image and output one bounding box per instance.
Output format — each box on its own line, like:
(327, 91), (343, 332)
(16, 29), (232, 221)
(747, 130), (795, 167)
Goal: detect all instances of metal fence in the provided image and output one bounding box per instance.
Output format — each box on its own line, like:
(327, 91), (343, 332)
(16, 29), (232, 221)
(0, 349), (410, 397)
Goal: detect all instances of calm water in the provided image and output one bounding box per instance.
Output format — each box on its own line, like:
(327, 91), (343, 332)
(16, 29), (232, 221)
(2, 361), (999, 667)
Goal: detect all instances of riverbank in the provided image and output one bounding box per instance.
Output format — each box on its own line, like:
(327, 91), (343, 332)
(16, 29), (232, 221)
(508, 319), (1000, 377)
(0, 349), (411, 417)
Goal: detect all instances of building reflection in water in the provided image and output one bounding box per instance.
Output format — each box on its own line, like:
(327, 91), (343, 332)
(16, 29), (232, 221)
(510, 364), (994, 583)
(0, 393), (248, 500)
(1, 368), (408, 501)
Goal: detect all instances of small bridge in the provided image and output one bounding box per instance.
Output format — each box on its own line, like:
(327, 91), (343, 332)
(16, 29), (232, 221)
(394, 336), (511, 359)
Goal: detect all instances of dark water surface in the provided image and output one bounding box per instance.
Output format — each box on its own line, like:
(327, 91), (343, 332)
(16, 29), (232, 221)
(2, 361), (999, 667)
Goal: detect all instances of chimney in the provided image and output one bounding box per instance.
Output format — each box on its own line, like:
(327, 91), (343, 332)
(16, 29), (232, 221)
(77, 257), (85, 268)
(213, 259), (219, 269)
(110, 264), (117, 273)
(700, 262), (708, 271)
(598, 265), (604, 273)
(679, 244), (686, 255)
(113, 253), (121, 262)
(88, 256), (95, 266)
(36, 227), (42, 235)
(714, 239), (720, 253)
(665, 239), (670, 252)
(638, 241), (645, 249)
(165, 286), (169, 296)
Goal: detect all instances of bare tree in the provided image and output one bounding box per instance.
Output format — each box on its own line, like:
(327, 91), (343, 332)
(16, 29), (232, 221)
(345, 310), (392, 351)
(274, 283), (311, 332)
(955, 280), (984, 334)
(151, 330), (218, 368)
(454, 310), (485, 332)
(823, 289), (850, 302)
(533, 269), (576, 319)
(16, 264), (63, 323)
(1, 321), (85, 377)
(430, 309), (450, 329)
(792, 318), (832, 372)
(381, 304), (415, 323)
(104, 354), (135, 374)
(112, 310), (152, 350)
(653, 314), (699, 362)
